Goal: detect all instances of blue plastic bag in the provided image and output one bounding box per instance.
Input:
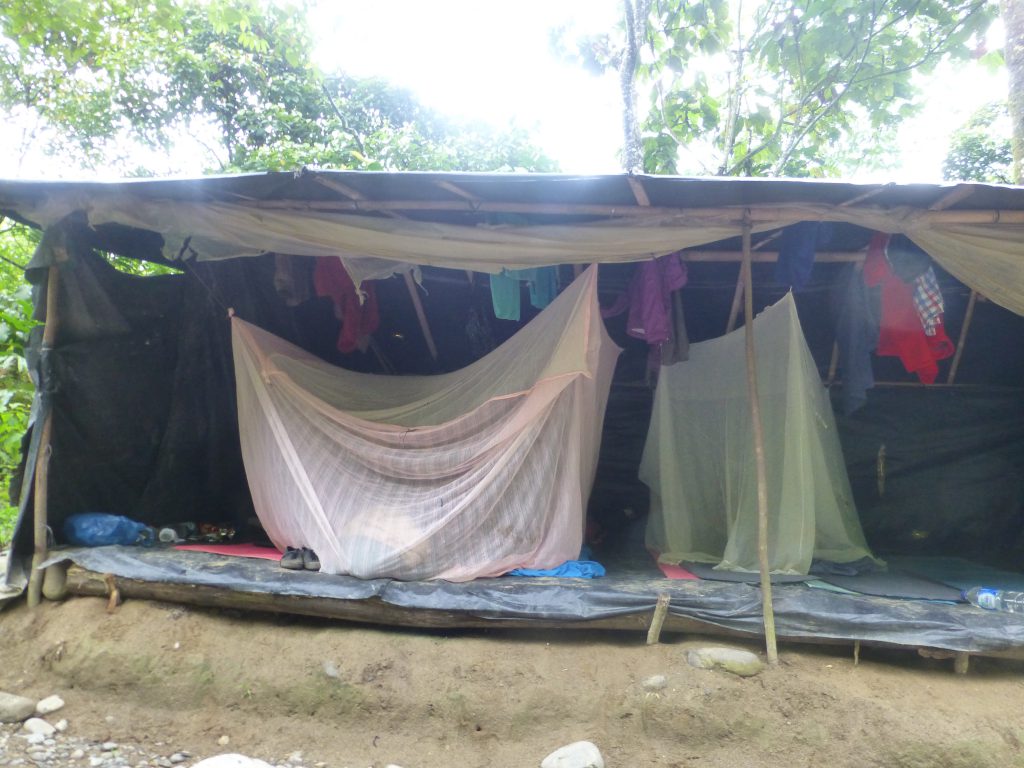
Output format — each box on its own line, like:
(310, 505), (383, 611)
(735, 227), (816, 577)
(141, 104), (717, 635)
(63, 513), (155, 547)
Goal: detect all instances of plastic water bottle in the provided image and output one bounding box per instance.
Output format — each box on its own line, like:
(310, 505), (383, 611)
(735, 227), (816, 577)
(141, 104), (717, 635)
(963, 587), (1024, 613)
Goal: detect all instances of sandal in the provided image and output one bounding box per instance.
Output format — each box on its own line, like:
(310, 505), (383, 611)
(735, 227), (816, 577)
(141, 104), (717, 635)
(303, 548), (321, 572)
(280, 546), (304, 570)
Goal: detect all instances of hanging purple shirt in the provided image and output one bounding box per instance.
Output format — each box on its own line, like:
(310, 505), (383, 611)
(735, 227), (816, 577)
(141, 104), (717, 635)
(602, 253), (688, 345)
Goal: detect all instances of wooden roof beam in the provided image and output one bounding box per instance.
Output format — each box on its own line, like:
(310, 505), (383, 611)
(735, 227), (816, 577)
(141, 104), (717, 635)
(435, 180), (482, 204)
(627, 176), (651, 207)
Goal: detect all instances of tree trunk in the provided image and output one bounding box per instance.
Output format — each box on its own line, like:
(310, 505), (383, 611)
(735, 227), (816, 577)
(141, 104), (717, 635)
(1005, 0), (1024, 182)
(620, 0), (651, 173)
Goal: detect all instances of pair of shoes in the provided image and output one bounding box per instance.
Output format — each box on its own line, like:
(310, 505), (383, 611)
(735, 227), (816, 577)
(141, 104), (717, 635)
(280, 546), (321, 572)
(280, 546), (304, 570)
(303, 548), (321, 572)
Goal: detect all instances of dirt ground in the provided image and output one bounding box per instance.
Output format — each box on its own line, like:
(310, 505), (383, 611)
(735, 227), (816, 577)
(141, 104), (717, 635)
(2, 596), (1024, 768)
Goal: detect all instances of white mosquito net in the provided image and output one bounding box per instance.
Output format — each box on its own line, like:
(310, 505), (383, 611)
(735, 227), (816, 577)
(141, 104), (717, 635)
(232, 265), (620, 581)
(641, 293), (876, 575)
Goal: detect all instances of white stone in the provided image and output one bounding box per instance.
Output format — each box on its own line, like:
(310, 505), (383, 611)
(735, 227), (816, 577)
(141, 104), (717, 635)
(642, 674), (667, 691)
(287, 752), (303, 765)
(102, 743), (119, 752)
(55, 719), (68, 733)
(70, 749), (85, 760)
(540, 741), (605, 768)
(0, 692), (36, 724)
(89, 758), (105, 768)
(686, 646), (764, 677)
(217, 735), (231, 747)
(35, 696), (64, 716)
(24, 733), (46, 745)
(191, 756), (274, 768)
(21, 719), (56, 737)
(169, 755), (186, 765)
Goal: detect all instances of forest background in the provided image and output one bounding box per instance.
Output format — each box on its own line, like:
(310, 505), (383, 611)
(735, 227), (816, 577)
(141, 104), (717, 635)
(0, 0), (1018, 544)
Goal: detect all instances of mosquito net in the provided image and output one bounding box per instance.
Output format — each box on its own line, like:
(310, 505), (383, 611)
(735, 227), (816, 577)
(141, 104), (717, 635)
(232, 265), (620, 581)
(641, 293), (876, 575)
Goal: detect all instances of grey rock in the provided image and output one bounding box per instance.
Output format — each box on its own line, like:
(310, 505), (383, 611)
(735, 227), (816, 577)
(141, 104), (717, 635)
(540, 741), (605, 768)
(23, 734), (46, 746)
(34, 697), (64, 717)
(21, 720), (56, 737)
(0, 693), (36, 724)
(155, 759), (172, 768)
(642, 674), (667, 691)
(169, 755), (187, 765)
(686, 646), (764, 677)
(88, 758), (105, 768)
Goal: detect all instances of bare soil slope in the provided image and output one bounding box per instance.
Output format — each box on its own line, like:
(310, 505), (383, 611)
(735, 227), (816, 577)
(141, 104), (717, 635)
(2, 597), (1024, 768)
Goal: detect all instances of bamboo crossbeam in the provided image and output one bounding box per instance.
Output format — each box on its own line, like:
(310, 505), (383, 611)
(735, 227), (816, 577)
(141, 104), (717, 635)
(684, 250), (865, 263)
(929, 185), (979, 211)
(947, 290), (978, 384)
(239, 197), (1024, 226)
(435, 180), (481, 203)
(838, 184), (894, 207)
(742, 217), (778, 665)
(627, 176), (651, 207)
(403, 271), (438, 362)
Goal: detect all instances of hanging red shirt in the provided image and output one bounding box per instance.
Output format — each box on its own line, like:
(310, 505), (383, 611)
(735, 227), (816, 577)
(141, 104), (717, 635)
(313, 257), (380, 353)
(862, 233), (954, 384)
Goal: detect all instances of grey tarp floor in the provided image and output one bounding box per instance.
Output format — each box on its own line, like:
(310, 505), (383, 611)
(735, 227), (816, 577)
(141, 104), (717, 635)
(38, 545), (1024, 655)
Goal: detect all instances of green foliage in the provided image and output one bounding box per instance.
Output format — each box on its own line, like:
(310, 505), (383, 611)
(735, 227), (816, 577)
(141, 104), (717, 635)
(943, 102), (1013, 182)
(573, 0), (997, 176)
(0, 223), (38, 546)
(0, 0), (557, 174)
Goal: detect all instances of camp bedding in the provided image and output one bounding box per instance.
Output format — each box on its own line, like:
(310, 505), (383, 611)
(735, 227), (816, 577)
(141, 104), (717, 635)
(642, 294), (877, 575)
(232, 265), (620, 581)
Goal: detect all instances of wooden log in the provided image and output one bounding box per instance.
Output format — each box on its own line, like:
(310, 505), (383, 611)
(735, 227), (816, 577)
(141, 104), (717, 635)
(63, 565), (740, 636)
(27, 264), (60, 609)
(742, 218), (779, 665)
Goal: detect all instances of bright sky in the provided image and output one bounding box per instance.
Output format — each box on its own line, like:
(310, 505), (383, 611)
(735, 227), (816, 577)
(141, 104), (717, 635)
(0, 2), (1010, 181)
(306, 1), (1008, 182)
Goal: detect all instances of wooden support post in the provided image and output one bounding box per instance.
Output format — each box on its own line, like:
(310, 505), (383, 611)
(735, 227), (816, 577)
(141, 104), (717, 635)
(403, 271), (438, 362)
(742, 216), (779, 665)
(646, 593), (671, 645)
(853, 639), (861, 666)
(572, 264), (583, 279)
(27, 264), (60, 609)
(954, 652), (970, 675)
(946, 290), (978, 385)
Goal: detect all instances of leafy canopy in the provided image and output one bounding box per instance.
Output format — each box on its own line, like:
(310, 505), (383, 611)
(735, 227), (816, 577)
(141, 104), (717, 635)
(568, 0), (996, 176)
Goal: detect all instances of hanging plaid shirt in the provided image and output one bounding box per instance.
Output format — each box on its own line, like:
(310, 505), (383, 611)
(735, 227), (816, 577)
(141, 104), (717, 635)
(912, 267), (944, 336)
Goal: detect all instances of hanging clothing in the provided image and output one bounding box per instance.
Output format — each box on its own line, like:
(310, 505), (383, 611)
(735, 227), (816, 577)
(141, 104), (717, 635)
(775, 222), (834, 291)
(835, 263), (881, 415)
(313, 256), (380, 354)
(862, 234), (954, 384)
(489, 267), (559, 321)
(913, 267), (944, 336)
(602, 253), (689, 366)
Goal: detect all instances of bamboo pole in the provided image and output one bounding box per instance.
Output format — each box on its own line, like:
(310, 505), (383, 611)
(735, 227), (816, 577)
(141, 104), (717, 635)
(241, 197), (1024, 226)
(403, 271), (438, 362)
(946, 290), (978, 385)
(725, 268), (744, 334)
(741, 217), (779, 665)
(27, 265), (60, 608)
